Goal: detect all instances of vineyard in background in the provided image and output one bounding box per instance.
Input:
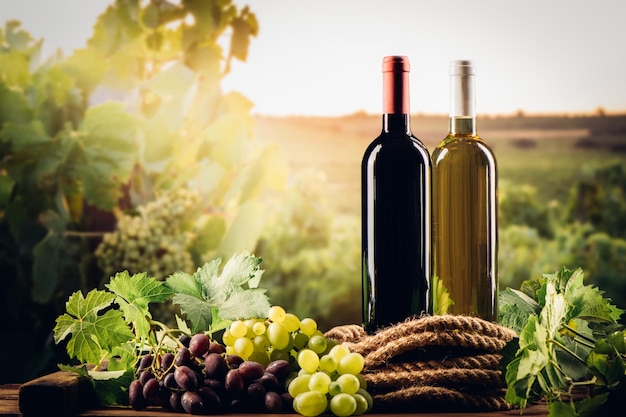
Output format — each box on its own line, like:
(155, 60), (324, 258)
(1, 0), (626, 386)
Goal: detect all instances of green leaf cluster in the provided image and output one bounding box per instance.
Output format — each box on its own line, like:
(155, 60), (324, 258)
(167, 252), (270, 333)
(53, 252), (269, 405)
(499, 267), (625, 415)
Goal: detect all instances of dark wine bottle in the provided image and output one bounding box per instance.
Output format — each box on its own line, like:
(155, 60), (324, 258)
(361, 56), (431, 333)
(431, 60), (498, 321)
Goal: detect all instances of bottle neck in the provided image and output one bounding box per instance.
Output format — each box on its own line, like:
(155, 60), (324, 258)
(449, 60), (476, 136)
(381, 56), (411, 134)
(383, 114), (411, 133)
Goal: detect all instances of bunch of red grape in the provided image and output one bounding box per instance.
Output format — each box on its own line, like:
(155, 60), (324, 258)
(129, 333), (294, 414)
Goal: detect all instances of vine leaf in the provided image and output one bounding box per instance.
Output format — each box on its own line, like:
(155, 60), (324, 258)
(167, 252), (270, 333)
(53, 289), (133, 365)
(105, 271), (174, 339)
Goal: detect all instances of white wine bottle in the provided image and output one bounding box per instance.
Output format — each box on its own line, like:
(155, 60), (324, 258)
(362, 56), (431, 332)
(431, 60), (497, 321)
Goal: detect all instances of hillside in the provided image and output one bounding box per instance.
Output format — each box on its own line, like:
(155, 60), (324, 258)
(253, 113), (626, 216)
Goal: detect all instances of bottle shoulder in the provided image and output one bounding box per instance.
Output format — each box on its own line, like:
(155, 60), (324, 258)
(364, 132), (431, 164)
(432, 134), (496, 164)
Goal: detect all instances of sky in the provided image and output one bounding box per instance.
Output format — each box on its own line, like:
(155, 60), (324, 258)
(1, 0), (625, 116)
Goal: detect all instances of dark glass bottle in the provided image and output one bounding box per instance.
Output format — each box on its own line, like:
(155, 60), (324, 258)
(431, 60), (498, 321)
(361, 56), (431, 333)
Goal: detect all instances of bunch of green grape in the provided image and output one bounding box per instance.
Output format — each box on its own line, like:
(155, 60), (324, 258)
(222, 306), (373, 416)
(95, 188), (201, 279)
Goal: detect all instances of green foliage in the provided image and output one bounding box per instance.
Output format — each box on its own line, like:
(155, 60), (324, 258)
(566, 160), (626, 239)
(499, 181), (557, 238)
(54, 252), (268, 367)
(500, 267), (625, 415)
(166, 252), (270, 334)
(53, 289), (134, 365)
(106, 271), (174, 338)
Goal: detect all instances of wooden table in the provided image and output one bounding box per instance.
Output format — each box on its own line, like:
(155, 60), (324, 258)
(1, 383), (548, 417)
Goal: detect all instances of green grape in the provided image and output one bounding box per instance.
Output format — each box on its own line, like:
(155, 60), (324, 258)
(294, 391), (328, 417)
(230, 320), (248, 338)
(330, 393), (357, 417)
(244, 319), (257, 338)
(319, 355), (337, 374)
(234, 337), (253, 358)
(252, 321), (266, 335)
(282, 313), (301, 332)
(329, 344), (350, 363)
(336, 374), (360, 395)
(247, 350), (270, 367)
(298, 349), (320, 373)
(356, 374), (367, 390)
(270, 348), (290, 362)
(328, 381), (342, 397)
(288, 374), (312, 397)
(267, 322), (290, 350)
(253, 335), (270, 352)
(307, 335), (328, 354)
(300, 318), (317, 336)
(337, 352), (364, 375)
(357, 388), (373, 411)
(352, 394), (369, 416)
(222, 329), (236, 346)
(268, 305), (286, 323)
(294, 332), (310, 350)
(308, 372), (331, 394)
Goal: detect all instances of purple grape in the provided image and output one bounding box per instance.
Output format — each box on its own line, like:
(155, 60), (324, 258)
(181, 391), (206, 415)
(163, 372), (178, 389)
(225, 369), (245, 395)
(226, 354), (244, 368)
(128, 379), (147, 410)
(238, 361), (265, 381)
(179, 334), (191, 347)
(203, 378), (225, 396)
(174, 365), (198, 391)
(138, 370), (154, 385)
(175, 347), (192, 367)
(161, 352), (175, 370)
(204, 353), (228, 379)
(170, 391), (184, 412)
(246, 382), (266, 404)
(137, 354), (153, 371)
(265, 391), (284, 413)
(208, 341), (224, 354)
(142, 378), (159, 401)
(254, 372), (279, 392)
(198, 386), (222, 411)
(189, 333), (210, 357)
(265, 359), (292, 380)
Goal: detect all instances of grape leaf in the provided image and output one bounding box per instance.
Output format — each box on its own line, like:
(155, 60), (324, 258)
(105, 271), (174, 339)
(167, 252), (270, 333)
(53, 289), (134, 365)
(498, 288), (540, 334)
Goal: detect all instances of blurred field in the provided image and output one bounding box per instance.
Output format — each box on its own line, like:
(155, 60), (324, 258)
(254, 112), (626, 216)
